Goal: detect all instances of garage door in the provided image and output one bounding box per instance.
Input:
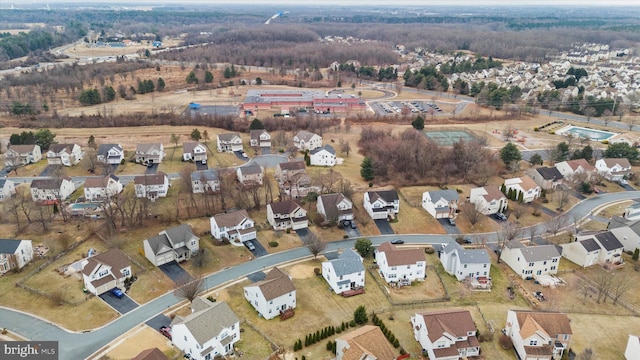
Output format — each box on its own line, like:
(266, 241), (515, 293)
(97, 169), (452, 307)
(157, 254), (173, 266)
(96, 280), (115, 295)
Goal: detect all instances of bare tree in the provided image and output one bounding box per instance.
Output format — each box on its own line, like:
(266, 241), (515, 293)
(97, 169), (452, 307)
(546, 214), (567, 238)
(575, 279), (592, 304)
(461, 202), (484, 229)
(593, 268), (612, 304)
(577, 348), (594, 360)
(502, 123), (515, 142)
(191, 249), (211, 273)
(555, 189), (571, 211)
(85, 148), (98, 173)
(339, 138), (351, 157)
(174, 276), (206, 303)
(511, 203), (527, 220)
(306, 232), (326, 260)
(497, 221), (522, 263)
(170, 133), (181, 160)
(527, 226), (537, 242)
(610, 274), (631, 305)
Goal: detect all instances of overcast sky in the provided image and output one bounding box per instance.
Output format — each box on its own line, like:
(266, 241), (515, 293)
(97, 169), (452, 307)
(16, 0), (640, 5)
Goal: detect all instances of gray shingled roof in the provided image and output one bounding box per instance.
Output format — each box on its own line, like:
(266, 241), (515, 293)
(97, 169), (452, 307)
(295, 130), (318, 142)
(595, 231), (624, 251)
(134, 172), (168, 186)
(136, 143), (162, 153)
(218, 133), (240, 142)
(426, 189), (459, 203)
(146, 224), (196, 255)
(48, 144), (76, 153)
(318, 193), (351, 221)
(97, 144), (123, 157)
(518, 244), (560, 262)
(239, 163), (262, 175)
(442, 242), (490, 264)
(579, 238), (601, 252)
(326, 249), (364, 277)
(246, 267), (295, 301)
(191, 169), (219, 182)
(536, 167), (564, 181)
(367, 190), (399, 203)
(0, 239), (23, 254)
(310, 144), (336, 155)
(170, 298), (239, 345)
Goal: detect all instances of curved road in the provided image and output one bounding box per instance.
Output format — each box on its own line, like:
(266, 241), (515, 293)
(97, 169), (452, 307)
(1, 192), (639, 359)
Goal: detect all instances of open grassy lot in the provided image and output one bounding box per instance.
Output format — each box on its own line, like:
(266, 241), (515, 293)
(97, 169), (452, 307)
(393, 196), (446, 235)
(101, 325), (179, 360)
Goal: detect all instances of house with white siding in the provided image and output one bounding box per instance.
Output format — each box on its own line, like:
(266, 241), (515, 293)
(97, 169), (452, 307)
(135, 143), (165, 165)
(293, 130), (322, 151)
(217, 133), (243, 153)
(422, 190), (458, 219)
(243, 267), (296, 320)
(143, 224), (199, 267)
(249, 129), (271, 148)
(210, 209), (256, 243)
(134, 172), (169, 202)
(595, 158), (632, 182)
(501, 240), (561, 280)
(411, 309), (480, 360)
(505, 310), (572, 360)
(191, 169), (220, 194)
(0, 178), (16, 202)
(555, 159), (596, 182)
(317, 193), (353, 223)
(363, 190), (399, 220)
(81, 249), (131, 296)
(30, 177), (75, 203)
(83, 175), (123, 202)
(374, 242), (426, 285)
(439, 242), (491, 282)
(182, 142), (208, 162)
(309, 145), (336, 166)
(96, 144), (124, 165)
(321, 249), (364, 294)
(266, 200), (308, 230)
(503, 176), (540, 203)
(469, 185), (507, 215)
(0, 239), (33, 274)
(5, 144), (42, 166)
(46, 144), (83, 166)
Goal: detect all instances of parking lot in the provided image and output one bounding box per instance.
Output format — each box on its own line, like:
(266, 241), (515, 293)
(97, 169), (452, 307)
(371, 100), (443, 116)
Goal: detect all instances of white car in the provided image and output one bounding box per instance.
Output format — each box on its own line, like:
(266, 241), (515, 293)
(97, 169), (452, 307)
(241, 152), (248, 158)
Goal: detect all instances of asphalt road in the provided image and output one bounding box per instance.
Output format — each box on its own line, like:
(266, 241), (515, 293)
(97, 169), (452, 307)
(0, 192), (638, 359)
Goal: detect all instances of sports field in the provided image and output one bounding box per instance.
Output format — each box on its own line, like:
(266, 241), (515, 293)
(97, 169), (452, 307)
(424, 130), (477, 146)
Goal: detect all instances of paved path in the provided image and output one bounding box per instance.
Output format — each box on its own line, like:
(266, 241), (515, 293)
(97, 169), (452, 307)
(0, 191), (639, 359)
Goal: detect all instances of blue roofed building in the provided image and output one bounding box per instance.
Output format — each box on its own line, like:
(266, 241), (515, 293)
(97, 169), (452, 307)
(321, 249), (364, 294)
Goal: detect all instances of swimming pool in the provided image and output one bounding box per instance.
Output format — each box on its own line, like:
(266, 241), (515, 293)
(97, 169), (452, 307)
(556, 125), (617, 141)
(69, 203), (99, 210)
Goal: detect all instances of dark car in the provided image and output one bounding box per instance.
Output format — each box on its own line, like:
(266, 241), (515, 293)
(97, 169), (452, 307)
(494, 212), (508, 221)
(391, 239), (404, 244)
(463, 238), (473, 244)
(159, 325), (172, 340)
(110, 288), (124, 298)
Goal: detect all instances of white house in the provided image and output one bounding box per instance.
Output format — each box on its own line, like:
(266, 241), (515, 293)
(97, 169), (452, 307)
(411, 309), (480, 360)
(30, 177), (75, 203)
(375, 242), (426, 285)
(5, 144), (42, 166)
(217, 133), (243, 153)
(191, 169), (220, 194)
(469, 185), (507, 215)
(266, 200), (308, 230)
(46, 144), (83, 166)
(210, 209), (256, 243)
(143, 224), (200, 266)
(336, 325), (396, 360)
(0, 178), (16, 202)
(182, 142), (208, 162)
(503, 176), (540, 203)
(135, 143), (165, 165)
(421, 189), (459, 219)
(439, 242), (491, 282)
(309, 144), (336, 166)
(317, 193), (353, 223)
(525, 166), (565, 190)
(236, 163), (264, 186)
(250, 129), (271, 148)
(573, 231), (624, 266)
(608, 217), (640, 253)
(505, 310), (572, 360)
(293, 130), (322, 151)
(133, 172), (169, 202)
(243, 267), (296, 320)
(625, 335), (640, 360)
(595, 158), (632, 182)
(97, 144), (124, 165)
(81, 249), (131, 296)
(555, 159), (596, 182)
(501, 240), (561, 280)
(83, 174), (123, 202)
(560, 238), (602, 268)
(170, 298), (240, 360)
(0, 239), (33, 275)
(322, 249), (364, 294)
(363, 190), (399, 220)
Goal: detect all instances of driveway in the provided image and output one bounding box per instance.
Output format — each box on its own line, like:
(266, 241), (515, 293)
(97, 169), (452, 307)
(261, 147), (271, 155)
(246, 271), (266, 282)
(537, 206), (559, 217)
(106, 164), (119, 174)
(145, 163), (159, 175)
(195, 160), (208, 171)
(572, 191), (587, 200)
(246, 239), (268, 257)
(295, 228), (312, 244)
(438, 219), (461, 235)
(344, 226), (361, 238)
(145, 314), (172, 331)
(98, 292), (139, 315)
(39, 165), (56, 177)
(158, 261), (193, 284)
(619, 183), (635, 191)
(234, 151), (248, 161)
(374, 219), (395, 235)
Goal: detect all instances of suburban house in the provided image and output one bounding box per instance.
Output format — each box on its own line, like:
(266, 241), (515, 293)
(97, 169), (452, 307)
(569, 231), (624, 267)
(5, 144), (42, 166)
(526, 166), (565, 190)
(335, 325), (396, 360)
(132, 348), (169, 360)
(555, 159), (596, 182)
(501, 240), (561, 280)
(182, 142), (208, 162)
(505, 310), (572, 360)
(421, 189), (459, 219)
(0, 178), (16, 202)
(316, 193), (353, 224)
(503, 175), (541, 203)
(97, 144), (124, 164)
(30, 177), (75, 203)
(243, 267), (296, 320)
(375, 242), (426, 285)
(134, 172), (170, 202)
(46, 143), (83, 166)
(469, 185), (507, 215)
(309, 144), (337, 167)
(80, 249), (131, 296)
(560, 238), (602, 268)
(216, 133), (243, 153)
(439, 241), (491, 282)
(191, 169), (220, 194)
(266, 200), (308, 230)
(411, 309), (480, 360)
(608, 217), (640, 252)
(135, 143), (165, 165)
(276, 160), (306, 183)
(595, 158), (632, 182)
(170, 298), (240, 360)
(321, 249), (364, 294)
(625, 335), (640, 360)
(143, 224), (200, 266)
(0, 239), (33, 274)
(210, 209), (256, 243)
(83, 174), (123, 202)
(250, 129), (271, 148)
(363, 190), (400, 220)
(276, 160), (312, 199)
(293, 130), (322, 151)
(236, 163), (264, 186)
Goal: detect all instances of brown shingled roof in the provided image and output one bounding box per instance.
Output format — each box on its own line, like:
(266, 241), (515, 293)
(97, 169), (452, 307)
(518, 175), (539, 191)
(212, 209), (252, 228)
(337, 325), (396, 360)
(377, 242), (425, 266)
(134, 172), (168, 186)
(566, 159), (595, 172)
(416, 309), (477, 343)
(481, 185), (506, 202)
(514, 311), (572, 340)
(268, 200), (303, 215)
(249, 267), (295, 301)
(81, 249), (130, 278)
(132, 348), (170, 360)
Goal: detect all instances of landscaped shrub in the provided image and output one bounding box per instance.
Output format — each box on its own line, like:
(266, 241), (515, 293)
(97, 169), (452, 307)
(349, 320), (356, 327)
(269, 241), (278, 247)
(326, 340), (333, 351)
(425, 247), (435, 254)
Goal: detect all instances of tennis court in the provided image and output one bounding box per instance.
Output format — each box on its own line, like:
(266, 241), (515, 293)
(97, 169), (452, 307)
(424, 130), (477, 146)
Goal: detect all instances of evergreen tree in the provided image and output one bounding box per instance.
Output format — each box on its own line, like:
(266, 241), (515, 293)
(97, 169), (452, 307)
(353, 305), (368, 324)
(500, 142), (522, 168)
(633, 248), (639, 261)
(103, 85), (116, 102)
(191, 128), (202, 141)
(204, 70), (214, 83)
(186, 71), (198, 84)
(360, 157), (375, 181)
(157, 77), (166, 91)
(249, 118), (264, 130)
(518, 191), (524, 203)
(411, 115), (425, 130)
(500, 184), (507, 195)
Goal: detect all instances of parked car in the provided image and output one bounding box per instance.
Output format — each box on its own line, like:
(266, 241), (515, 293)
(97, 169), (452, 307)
(350, 221), (357, 229)
(110, 287), (124, 298)
(463, 237), (473, 244)
(391, 239), (404, 244)
(494, 212), (508, 221)
(245, 240), (256, 251)
(241, 152), (248, 158)
(159, 325), (172, 340)
(448, 218), (456, 226)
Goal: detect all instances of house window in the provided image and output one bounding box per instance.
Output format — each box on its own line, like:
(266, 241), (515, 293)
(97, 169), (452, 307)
(528, 262), (534, 267)
(464, 264), (467, 268)
(122, 269), (130, 277)
(563, 334), (569, 341)
(407, 265), (410, 269)
(184, 336), (187, 341)
(529, 340), (537, 346)
(552, 258), (558, 263)
(483, 264), (487, 268)
(543, 261), (547, 265)
(98, 270), (108, 277)
(391, 267), (397, 271)
(551, 266), (556, 270)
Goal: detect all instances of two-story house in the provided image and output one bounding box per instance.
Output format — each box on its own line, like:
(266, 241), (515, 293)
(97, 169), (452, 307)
(0, 178), (16, 202)
(503, 175), (541, 203)
(375, 242), (426, 285)
(217, 133), (243, 153)
(97, 144), (124, 165)
(560, 237), (602, 268)
(571, 231), (624, 267)
(526, 167), (565, 190)
(608, 217), (640, 253)
(555, 159), (596, 183)
(143, 224), (200, 266)
(236, 163), (264, 186)
(243, 267), (296, 320)
(309, 145), (337, 167)
(266, 200), (308, 230)
(317, 193), (353, 224)
(182, 142), (208, 162)
(0, 239), (33, 274)
(30, 177), (75, 203)
(46, 144), (83, 166)
(249, 129), (271, 148)
(595, 158), (632, 182)
(135, 143), (165, 165)
(501, 240), (561, 280)
(134, 172), (169, 202)
(171, 298), (240, 360)
(469, 185), (508, 215)
(210, 209), (256, 243)
(422, 190), (459, 219)
(505, 310), (572, 360)
(335, 325), (396, 360)
(83, 174), (123, 202)
(411, 309), (480, 360)
(276, 160), (312, 199)
(5, 144), (42, 166)
(81, 249), (131, 296)
(293, 130), (322, 152)
(439, 241), (491, 282)
(364, 190), (400, 220)
(322, 249), (364, 294)
(191, 169), (220, 194)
